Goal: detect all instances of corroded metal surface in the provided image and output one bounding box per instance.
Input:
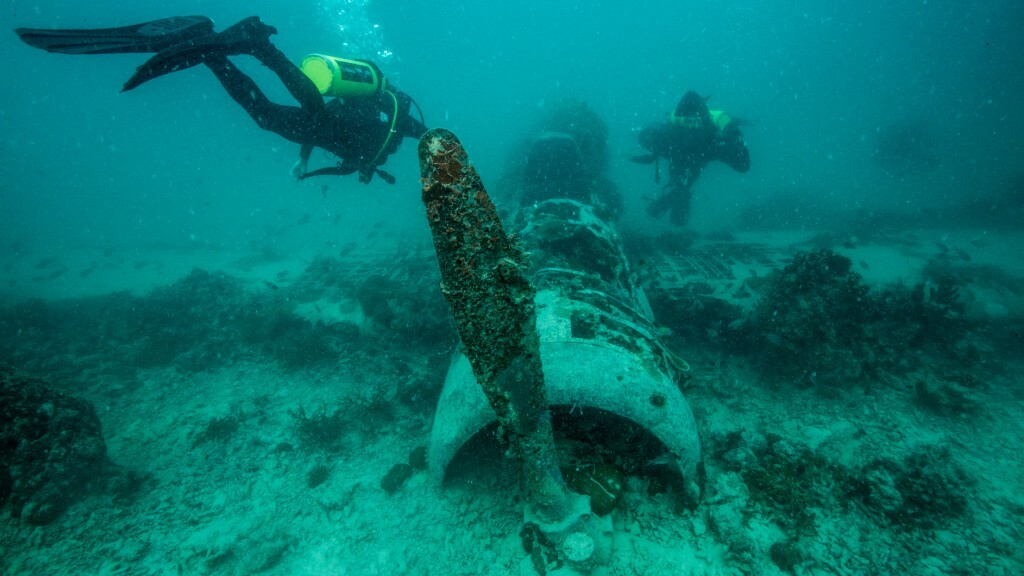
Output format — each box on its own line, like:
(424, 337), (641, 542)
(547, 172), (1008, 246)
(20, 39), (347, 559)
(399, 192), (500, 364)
(419, 128), (585, 528)
(419, 129), (535, 400)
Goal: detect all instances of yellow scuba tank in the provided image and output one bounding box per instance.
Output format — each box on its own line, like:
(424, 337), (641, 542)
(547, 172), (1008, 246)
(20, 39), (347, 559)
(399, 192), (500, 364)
(709, 110), (733, 132)
(299, 54), (387, 98)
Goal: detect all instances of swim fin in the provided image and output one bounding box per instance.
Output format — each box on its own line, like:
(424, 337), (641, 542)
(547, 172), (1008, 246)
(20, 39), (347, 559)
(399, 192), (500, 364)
(14, 16), (215, 55)
(121, 16), (276, 92)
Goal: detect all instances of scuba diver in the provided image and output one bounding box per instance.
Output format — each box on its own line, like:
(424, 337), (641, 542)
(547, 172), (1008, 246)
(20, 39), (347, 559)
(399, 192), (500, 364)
(15, 15), (427, 184)
(631, 91), (750, 226)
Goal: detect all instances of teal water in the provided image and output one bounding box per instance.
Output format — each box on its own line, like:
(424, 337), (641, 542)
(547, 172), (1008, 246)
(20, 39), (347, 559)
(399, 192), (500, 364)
(3, 1), (1021, 252)
(2, 2), (1023, 574)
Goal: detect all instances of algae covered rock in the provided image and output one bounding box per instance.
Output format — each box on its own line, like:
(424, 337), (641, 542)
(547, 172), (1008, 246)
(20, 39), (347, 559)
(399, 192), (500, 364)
(851, 446), (971, 529)
(770, 540), (803, 574)
(381, 463), (414, 494)
(0, 364), (112, 524)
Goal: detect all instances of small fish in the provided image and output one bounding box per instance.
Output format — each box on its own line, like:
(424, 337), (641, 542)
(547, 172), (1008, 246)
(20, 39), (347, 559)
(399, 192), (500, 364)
(339, 241), (358, 256)
(80, 267), (94, 278)
(275, 270), (290, 280)
(297, 213), (311, 225)
(47, 268), (66, 279)
(34, 257), (58, 269)
(263, 280), (279, 291)
(953, 248), (972, 262)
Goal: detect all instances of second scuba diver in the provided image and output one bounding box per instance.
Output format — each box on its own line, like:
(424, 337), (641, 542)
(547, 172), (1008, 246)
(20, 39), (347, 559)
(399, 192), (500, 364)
(15, 15), (427, 184)
(631, 91), (750, 226)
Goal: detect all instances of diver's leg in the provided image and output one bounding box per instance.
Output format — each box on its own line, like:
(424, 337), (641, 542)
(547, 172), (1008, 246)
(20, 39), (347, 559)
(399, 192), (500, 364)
(248, 45), (325, 113)
(647, 184), (678, 218)
(668, 185), (693, 226)
(114, 16), (323, 113)
(204, 55), (312, 144)
(123, 16), (277, 92)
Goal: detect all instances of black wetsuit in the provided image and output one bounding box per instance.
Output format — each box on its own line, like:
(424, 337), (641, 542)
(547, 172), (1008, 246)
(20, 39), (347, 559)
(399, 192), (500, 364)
(633, 95), (750, 225)
(15, 15), (424, 182)
(204, 44), (426, 183)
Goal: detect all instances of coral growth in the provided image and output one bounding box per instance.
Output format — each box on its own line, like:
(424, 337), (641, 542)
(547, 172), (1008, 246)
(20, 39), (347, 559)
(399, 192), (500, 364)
(132, 269), (256, 370)
(289, 403), (347, 451)
(355, 273), (455, 344)
(711, 428), (974, 540)
(848, 447), (971, 529)
(747, 249), (977, 391)
(192, 414), (242, 448)
(0, 258), (455, 384)
(749, 249), (874, 388)
(259, 313), (358, 370)
(305, 463), (331, 489)
(713, 430), (838, 534)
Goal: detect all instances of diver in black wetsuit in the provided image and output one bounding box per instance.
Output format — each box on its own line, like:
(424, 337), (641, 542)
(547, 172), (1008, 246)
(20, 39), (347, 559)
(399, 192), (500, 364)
(15, 16), (427, 184)
(631, 91), (750, 226)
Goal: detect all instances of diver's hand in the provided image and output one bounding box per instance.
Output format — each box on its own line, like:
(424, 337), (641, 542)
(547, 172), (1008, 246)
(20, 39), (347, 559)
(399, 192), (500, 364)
(290, 158), (308, 180)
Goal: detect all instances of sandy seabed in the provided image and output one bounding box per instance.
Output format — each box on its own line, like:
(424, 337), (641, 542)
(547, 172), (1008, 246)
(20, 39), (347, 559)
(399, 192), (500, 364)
(1, 228), (1023, 576)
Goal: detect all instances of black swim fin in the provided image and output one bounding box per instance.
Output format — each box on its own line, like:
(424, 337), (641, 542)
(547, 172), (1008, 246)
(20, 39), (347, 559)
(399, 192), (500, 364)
(15, 16), (215, 55)
(121, 16), (276, 92)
